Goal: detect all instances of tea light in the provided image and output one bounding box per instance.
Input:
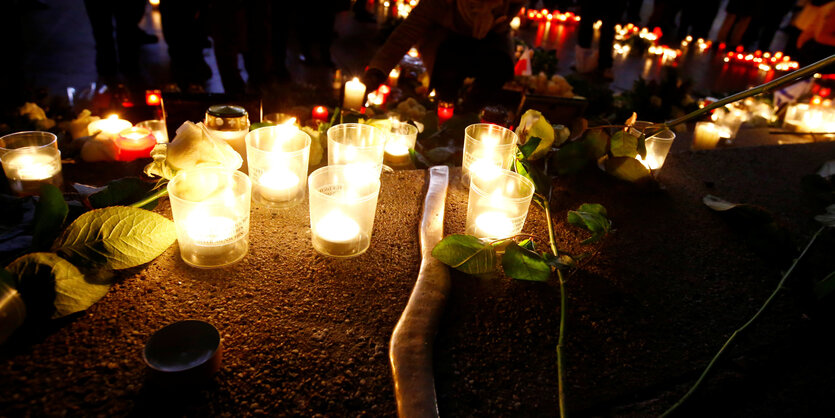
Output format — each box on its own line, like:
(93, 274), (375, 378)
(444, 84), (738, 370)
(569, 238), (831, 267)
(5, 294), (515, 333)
(0, 131), (62, 196)
(343, 77), (366, 110)
(87, 114), (132, 140)
(136, 120), (169, 143)
(461, 124), (519, 187)
(312, 106), (329, 121)
(327, 123), (386, 177)
(168, 167), (251, 268)
(308, 165), (381, 257)
(465, 169), (534, 240)
(205, 105), (250, 173)
(692, 121), (725, 150)
(384, 121), (418, 167)
(115, 127), (156, 161)
(246, 124), (311, 208)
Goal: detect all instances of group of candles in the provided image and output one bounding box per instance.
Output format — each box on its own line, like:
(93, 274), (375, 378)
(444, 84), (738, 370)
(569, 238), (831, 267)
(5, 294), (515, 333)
(169, 105), (424, 268)
(783, 97), (835, 133)
(0, 116), (169, 196)
(692, 98), (775, 150)
(721, 48), (799, 73)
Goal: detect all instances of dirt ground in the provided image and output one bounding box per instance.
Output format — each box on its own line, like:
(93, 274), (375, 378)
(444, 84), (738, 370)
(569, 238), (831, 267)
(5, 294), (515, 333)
(2, 141), (835, 416)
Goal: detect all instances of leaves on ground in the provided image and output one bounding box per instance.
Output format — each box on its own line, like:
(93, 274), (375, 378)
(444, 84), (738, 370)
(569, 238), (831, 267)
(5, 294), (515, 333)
(610, 130), (640, 158)
(88, 177), (159, 210)
(432, 234), (497, 275)
(54, 206), (176, 270)
(5, 252), (112, 319)
(32, 184), (68, 251)
(603, 156), (651, 183)
(502, 242), (551, 281)
(568, 203), (612, 244)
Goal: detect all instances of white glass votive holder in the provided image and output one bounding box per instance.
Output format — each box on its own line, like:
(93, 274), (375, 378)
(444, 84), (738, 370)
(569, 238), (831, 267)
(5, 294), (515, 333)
(327, 123), (386, 178)
(631, 123), (675, 171)
(168, 167), (252, 268)
(465, 169), (534, 240)
(384, 122), (418, 167)
(308, 165), (381, 258)
(246, 125), (311, 208)
(137, 120), (169, 143)
(0, 131), (62, 196)
(205, 105), (250, 173)
(461, 123), (519, 187)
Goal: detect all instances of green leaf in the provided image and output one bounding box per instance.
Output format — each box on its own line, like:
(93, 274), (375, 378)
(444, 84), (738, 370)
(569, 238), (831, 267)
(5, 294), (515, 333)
(54, 206), (176, 269)
(431, 234), (497, 275)
(550, 140), (592, 175)
(518, 136), (542, 160)
(89, 177), (158, 210)
(408, 148), (431, 169)
(637, 134), (647, 159)
(567, 203), (612, 244)
(543, 253), (575, 270)
(610, 130), (640, 158)
(584, 129), (609, 159)
(603, 156), (652, 183)
(502, 242), (551, 281)
(515, 158), (551, 198)
(6, 252), (112, 319)
(814, 271), (835, 300)
(32, 184), (68, 251)
(519, 238), (536, 251)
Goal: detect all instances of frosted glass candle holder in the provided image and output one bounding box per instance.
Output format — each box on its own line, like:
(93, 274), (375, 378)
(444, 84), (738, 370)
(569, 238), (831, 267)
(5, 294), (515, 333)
(205, 105), (250, 173)
(327, 123), (386, 178)
(0, 131), (62, 196)
(383, 122), (418, 167)
(246, 125), (311, 208)
(308, 165), (381, 258)
(168, 167), (252, 268)
(137, 120), (169, 143)
(461, 123), (519, 187)
(465, 169), (534, 240)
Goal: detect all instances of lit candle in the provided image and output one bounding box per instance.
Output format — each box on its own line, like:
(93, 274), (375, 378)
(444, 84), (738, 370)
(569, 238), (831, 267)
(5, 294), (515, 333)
(438, 102), (454, 125)
(87, 114), (132, 140)
(257, 168), (300, 202)
(384, 141), (410, 165)
(388, 67), (400, 86)
(510, 16), (521, 31)
(312, 106), (329, 121)
(114, 127), (156, 161)
(383, 120), (418, 167)
(1, 149), (63, 196)
(343, 77), (366, 110)
(205, 105), (250, 174)
(137, 120), (169, 144)
(474, 211), (515, 239)
(313, 210), (361, 256)
(692, 121), (724, 150)
(468, 158), (503, 181)
(636, 154), (661, 170)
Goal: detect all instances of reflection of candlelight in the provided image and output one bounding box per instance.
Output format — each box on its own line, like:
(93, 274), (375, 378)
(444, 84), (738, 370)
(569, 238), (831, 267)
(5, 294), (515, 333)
(314, 210), (361, 255)
(474, 211), (514, 239)
(343, 77), (366, 110)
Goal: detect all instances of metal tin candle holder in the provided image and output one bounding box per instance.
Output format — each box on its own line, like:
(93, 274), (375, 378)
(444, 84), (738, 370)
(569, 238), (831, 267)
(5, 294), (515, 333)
(205, 105), (250, 173)
(168, 167), (252, 268)
(327, 123), (386, 178)
(465, 169), (534, 240)
(308, 165), (381, 258)
(461, 123), (519, 187)
(246, 125), (311, 208)
(0, 131), (63, 196)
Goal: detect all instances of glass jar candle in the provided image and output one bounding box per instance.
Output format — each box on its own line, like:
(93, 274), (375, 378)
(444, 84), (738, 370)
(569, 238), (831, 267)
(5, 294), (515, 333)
(205, 105), (250, 173)
(136, 120), (169, 143)
(461, 123), (519, 187)
(246, 125), (311, 208)
(383, 121), (418, 167)
(327, 123), (386, 179)
(465, 169), (534, 240)
(168, 167), (252, 268)
(308, 165), (381, 257)
(0, 131), (62, 196)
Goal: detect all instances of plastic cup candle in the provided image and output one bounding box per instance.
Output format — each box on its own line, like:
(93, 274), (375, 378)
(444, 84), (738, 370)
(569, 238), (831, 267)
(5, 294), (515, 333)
(343, 77), (366, 110)
(692, 121), (725, 150)
(114, 127), (156, 161)
(205, 105), (250, 173)
(246, 123), (311, 208)
(465, 169), (534, 240)
(308, 165), (381, 257)
(0, 131), (62, 196)
(631, 123), (675, 172)
(168, 167), (251, 268)
(461, 123), (519, 187)
(783, 103), (808, 131)
(327, 123), (386, 178)
(384, 121), (418, 167)
(312, 106), (329, 121)
(137, 120), (169, 143)
(87, 114), (132, 140)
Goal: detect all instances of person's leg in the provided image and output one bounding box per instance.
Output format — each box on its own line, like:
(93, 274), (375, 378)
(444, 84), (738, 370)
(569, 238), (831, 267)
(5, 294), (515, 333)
(114, 3), (141, 77)
(716, 13), (738, 44)
(729, 15), (752, 47)
(208, 1), (246, 94)
(160, 0), (211, 89)
(430, 34), (472, 103)
(83, 0), (118, 79)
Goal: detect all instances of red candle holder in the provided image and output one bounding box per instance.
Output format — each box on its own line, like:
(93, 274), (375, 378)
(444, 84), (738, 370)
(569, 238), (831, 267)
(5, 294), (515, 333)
(115, 127), (156, 161)
(437, 102), (454, 125)
(312, 105), (329, 121)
